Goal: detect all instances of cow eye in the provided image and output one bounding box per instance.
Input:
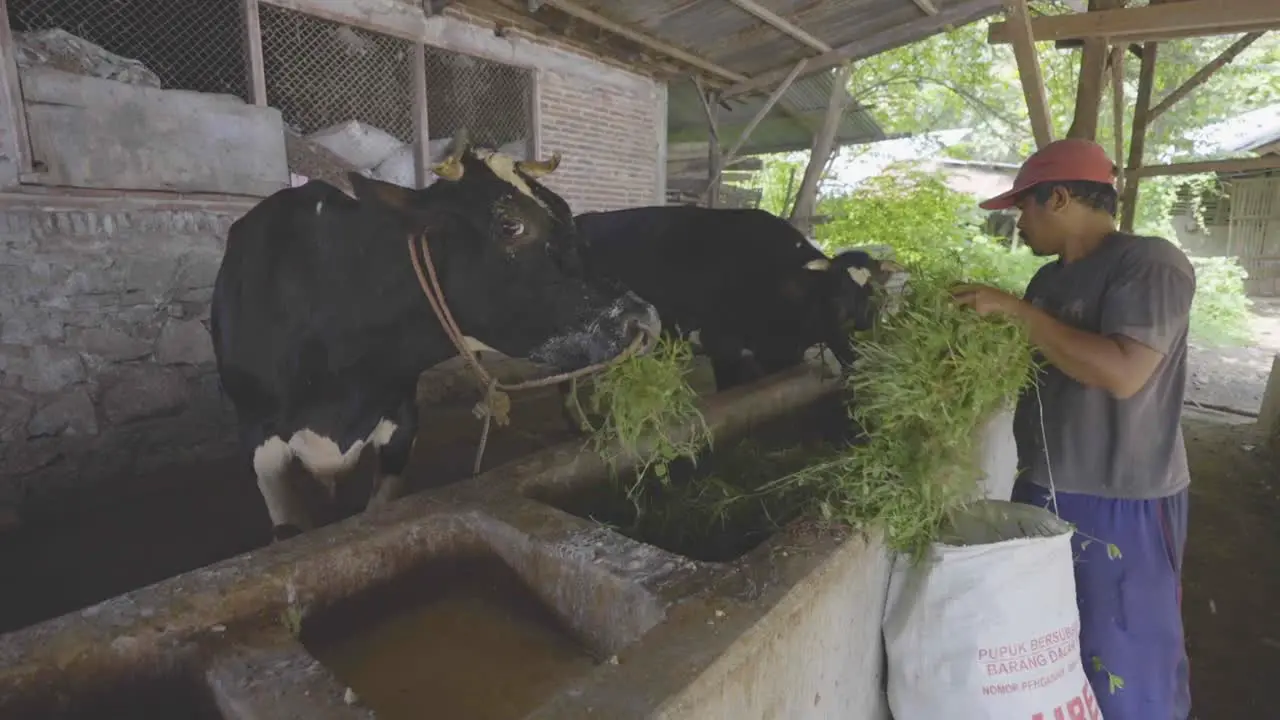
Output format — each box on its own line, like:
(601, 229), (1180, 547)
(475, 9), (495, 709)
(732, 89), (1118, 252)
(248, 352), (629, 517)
(500, 218), (525, 237)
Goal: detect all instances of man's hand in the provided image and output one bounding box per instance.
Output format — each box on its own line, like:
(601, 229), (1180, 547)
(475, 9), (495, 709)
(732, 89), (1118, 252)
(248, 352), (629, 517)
(950, 283), (1022, 317)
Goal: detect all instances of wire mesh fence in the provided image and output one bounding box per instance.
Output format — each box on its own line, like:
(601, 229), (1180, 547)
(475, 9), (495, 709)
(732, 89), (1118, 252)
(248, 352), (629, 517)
(6, 0), (248, 99)
(423, 46), (534, 159)
(259, 3), (415, 144)
(6, 0), (537, 188)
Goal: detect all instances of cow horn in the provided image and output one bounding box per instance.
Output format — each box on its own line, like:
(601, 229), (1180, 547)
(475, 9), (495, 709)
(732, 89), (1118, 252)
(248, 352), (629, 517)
(433, 129), (471, 181)
(803, 257), (831, 271)
(516, 152), (562, 178)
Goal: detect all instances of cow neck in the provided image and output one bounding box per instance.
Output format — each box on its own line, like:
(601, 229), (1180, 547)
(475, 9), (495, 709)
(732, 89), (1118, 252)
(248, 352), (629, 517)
(405, 232), (653, 476)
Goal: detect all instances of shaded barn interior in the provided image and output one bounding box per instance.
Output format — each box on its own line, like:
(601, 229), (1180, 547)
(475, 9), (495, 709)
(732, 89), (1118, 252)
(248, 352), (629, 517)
(0, 0), (1006, 644)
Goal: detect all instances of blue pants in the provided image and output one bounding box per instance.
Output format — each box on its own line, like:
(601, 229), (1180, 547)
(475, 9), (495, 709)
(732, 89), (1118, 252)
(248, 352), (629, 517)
(1012, 479), (1191, 720)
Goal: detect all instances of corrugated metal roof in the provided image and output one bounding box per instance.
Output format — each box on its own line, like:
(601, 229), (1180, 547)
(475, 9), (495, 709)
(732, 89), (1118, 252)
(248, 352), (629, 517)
(561, 0), (1004, 79)
(667, 71), (885, 155)
(479, 0), (1005, 156)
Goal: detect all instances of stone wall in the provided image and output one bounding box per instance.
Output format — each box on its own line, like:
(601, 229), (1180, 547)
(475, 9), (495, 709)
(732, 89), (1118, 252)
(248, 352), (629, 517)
(0, 193), (255, 514)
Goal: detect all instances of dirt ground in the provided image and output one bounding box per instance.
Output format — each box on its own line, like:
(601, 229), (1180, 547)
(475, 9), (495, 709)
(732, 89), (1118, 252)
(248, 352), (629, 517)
(1182, 412), (1280, 719)
(1179, 297), (1280, 718)
(1185, 297), (1280, 414)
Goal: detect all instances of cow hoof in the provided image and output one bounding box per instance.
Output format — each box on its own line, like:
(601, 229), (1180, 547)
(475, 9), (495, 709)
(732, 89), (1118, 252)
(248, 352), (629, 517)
(272, 524), (304, 542)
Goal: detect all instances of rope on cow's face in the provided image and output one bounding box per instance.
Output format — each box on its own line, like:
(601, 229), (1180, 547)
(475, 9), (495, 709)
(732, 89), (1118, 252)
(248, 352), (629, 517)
(407, 233), (655, 476)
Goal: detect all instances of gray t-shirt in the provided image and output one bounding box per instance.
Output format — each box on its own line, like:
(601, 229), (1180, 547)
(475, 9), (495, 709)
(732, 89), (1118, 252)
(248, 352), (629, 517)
(1011, 232), (1196, 500)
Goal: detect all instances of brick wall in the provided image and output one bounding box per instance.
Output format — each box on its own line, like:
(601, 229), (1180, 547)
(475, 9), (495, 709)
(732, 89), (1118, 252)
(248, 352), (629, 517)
(537, 70), (665, 212)
(0, 195), (250, 516)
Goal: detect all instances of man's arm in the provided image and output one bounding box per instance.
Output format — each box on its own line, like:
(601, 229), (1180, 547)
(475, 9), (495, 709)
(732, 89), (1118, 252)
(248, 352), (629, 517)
(954, 245), (1195, 399)
(1007, 303), (1164, 399)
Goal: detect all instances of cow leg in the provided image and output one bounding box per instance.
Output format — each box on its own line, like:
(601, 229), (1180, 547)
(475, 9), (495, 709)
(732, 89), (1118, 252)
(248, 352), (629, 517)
(252, 436), (314, 541)
(368, 401), (418, 510)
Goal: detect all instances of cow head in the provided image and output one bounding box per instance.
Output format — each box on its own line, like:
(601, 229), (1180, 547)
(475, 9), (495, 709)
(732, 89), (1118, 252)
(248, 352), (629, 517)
(786, 250), (898, 367)
(346, 132), (659, 371)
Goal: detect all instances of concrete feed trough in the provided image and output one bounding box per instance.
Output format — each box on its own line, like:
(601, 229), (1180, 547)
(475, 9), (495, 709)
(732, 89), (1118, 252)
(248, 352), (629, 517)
(0, 358), (907, 720)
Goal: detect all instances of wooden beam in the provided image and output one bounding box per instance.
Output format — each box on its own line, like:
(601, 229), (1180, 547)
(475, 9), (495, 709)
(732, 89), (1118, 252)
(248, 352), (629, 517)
(909, 0), (940, 15)
(1128, 155), (1280, 178)
(723, 0), (996, 98)
(1148, 31), (1264, 122)
(1119, 42), (1158, 232)
(702, 60), (805, 196)
(536, 0), (748, 84)
(1005, 0), (1055, 148)
(988, 0), (1280, 44)
(241, 0), (268, 105)
(722, 0), (831, 52)
(1066, 0), (1121, 141)
(1110, 44), (1125, 193)
(723, 61), (806, 164)
(411, 43), (430, 188)
(789, 62), (853, 234)
(0, 0), (33, 186)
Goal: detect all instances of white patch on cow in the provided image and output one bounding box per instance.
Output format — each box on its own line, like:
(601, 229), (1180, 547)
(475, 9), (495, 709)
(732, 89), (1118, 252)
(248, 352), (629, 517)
(315, 200), (323, 215)
(803, 257), (831, 271)
(846, 266), (872, 287)
(472, 148), (548, 211)
(462, 336), (497, 354)
(253, 437), (311, 532)
(688, 329), (702, 347)
(287, 419), (397, 478)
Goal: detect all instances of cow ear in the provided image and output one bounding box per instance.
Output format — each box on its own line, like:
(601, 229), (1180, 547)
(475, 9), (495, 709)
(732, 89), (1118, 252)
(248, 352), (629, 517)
(348, 172), (416, 210)
(432, 156), (465, 182)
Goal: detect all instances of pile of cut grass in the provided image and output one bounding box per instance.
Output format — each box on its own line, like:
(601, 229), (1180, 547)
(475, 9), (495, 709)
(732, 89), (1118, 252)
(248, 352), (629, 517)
(579, 269), (1037, 560)
(579, 335), (713, 509)
(763, 271), (1039, 559)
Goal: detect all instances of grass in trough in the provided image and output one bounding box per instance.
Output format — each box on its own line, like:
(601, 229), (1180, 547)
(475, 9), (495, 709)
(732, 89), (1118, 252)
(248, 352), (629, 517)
(577, 267), (1036, 561)
(579, 335), (713, 508)
(560, 431), (843, 562)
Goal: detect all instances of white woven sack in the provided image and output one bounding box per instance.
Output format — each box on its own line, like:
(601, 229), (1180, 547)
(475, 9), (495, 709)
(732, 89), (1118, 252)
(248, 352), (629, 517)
(306, 120), (405, 171)
(883, 500), (1103, 720)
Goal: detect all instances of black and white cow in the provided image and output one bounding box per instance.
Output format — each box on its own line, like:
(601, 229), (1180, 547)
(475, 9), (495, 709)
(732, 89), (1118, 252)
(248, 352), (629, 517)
(209, 136), (660, 540)
(571, 205), (897, 391)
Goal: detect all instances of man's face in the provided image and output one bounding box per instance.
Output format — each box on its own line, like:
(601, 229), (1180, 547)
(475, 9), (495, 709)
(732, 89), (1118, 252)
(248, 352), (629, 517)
(1013, 187), (1070, 257)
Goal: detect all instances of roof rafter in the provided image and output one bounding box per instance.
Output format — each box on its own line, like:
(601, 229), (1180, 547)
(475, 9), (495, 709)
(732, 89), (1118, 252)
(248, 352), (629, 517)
(988, 0), (1280, 44)
(723, 0), (998, 98)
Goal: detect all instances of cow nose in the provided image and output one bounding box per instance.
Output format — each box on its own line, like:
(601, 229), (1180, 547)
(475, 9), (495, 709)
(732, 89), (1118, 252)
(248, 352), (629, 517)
(619, 291), (661, 348)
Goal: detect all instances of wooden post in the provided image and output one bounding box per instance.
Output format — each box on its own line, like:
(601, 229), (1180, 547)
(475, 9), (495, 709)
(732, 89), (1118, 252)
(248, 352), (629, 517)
(1258, 354), (1280, 443)
(411, 42), (430, 188)
(1109, 44), (1125, 193)
(241, 0), (268, 105)
(1066, 0), (1120, 141)
(693, 80), (722, 208)
(1119, 41), (1158, 233)
(790, 62), (852, 234)
(0, 0), (32, 188)
(1004, 0), (1054, 148)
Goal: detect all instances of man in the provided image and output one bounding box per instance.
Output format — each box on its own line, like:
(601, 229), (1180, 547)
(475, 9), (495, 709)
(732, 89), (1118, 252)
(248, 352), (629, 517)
(951, 138), (1195, 720)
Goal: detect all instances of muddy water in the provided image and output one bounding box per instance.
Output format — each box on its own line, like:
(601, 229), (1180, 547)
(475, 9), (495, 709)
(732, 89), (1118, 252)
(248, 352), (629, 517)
(305, 557), (596, 720)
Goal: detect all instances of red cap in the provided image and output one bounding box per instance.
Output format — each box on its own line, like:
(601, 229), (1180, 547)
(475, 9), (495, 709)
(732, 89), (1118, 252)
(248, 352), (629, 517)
(978, 139), (1118, 210)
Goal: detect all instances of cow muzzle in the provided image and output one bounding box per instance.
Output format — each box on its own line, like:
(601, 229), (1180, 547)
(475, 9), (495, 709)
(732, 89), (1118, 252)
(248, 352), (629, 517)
(617, 291), (662, 354)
